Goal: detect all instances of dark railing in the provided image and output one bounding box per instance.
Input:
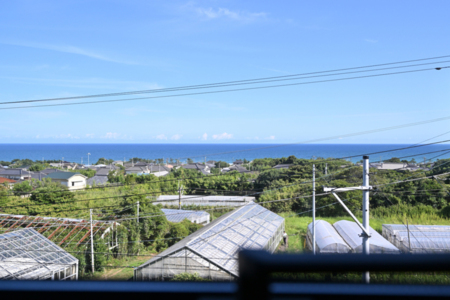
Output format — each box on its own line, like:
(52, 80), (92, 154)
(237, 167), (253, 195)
(1, 251), (450, 300)
(239, 250), (450, 300)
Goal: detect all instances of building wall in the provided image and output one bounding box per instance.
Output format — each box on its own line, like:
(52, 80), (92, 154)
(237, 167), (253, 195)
(68, 174), (86, 190)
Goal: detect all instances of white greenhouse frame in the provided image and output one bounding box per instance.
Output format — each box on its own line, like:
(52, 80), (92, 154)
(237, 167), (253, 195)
(334, 221), (400, 254)
(306, 220), (351, 254)
(383, 224), (450, 254)
(161, 209), (210, 224)
(0, 228), (78, 280)
(134, 204), (284, 281)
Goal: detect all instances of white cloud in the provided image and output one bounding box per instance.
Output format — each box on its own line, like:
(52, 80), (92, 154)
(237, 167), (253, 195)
(2, 41), (136, 65)
(190, 5), (266, 22)
(201, 133), (208, 140)
(55, 133), (79, 139)
(156, 134), (167, 140)
(171, 134), (182, 140)
(85, 133), (95, 138)
(266, 135), (275, 140)
(102, 132), (119, 139)
(212, 132), (233, 140)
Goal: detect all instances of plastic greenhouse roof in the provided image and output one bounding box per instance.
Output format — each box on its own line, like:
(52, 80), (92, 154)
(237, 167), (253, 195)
(307, 220), (351, 254)
(383, 224), (450, 253)
(161, 209), (210, 223)
(334, 220), (400, 254)
(138, 204), (284, 276)
(152, 195), (255, 207)
(0, 228), (78, 280)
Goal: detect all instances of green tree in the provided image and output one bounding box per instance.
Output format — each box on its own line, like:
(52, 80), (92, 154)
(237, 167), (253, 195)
(29, 164), (45, 172)
(215, 161), (229, 168)
(12, 181), (33, 196)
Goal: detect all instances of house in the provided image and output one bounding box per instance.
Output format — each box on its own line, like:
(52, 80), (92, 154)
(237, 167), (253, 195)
(0, 177), (16, 187)
(125, 166), (149, 175)
(233, 160), (244, 165)
(273, 164), (293, 169)
(41, 168), (60, 175)
(112, 160), (124, 166)
(46, 172), (87, 190)
(30, 172), (48, 181)
(87, 176), (108, 186)
(223, 165), (248, 174)
(182, 163), (210, 174)
(0, 169), (32, 180)
(96, 167), (116, 177)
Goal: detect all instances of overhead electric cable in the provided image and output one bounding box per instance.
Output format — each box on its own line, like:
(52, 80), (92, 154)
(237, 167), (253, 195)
(2, 59), (449, 106)
(1, 66), (448, 111)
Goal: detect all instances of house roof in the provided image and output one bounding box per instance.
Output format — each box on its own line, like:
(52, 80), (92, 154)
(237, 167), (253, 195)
(0, 169), (32, 176)
(0, 177), (16, 183)
(41, 168), (60, 175)
(46, 172), (87, 180)
(96, 168), (113, 176)
(182, 163), (207, 170)
(87, 176), (108, 186)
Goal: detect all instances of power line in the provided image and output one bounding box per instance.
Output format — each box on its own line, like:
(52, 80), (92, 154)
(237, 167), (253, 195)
(2, 59), (449, 106)
(1, 66), (448, 111)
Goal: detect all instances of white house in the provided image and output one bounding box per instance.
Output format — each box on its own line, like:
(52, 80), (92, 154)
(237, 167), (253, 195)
(46, 172), (87, 190)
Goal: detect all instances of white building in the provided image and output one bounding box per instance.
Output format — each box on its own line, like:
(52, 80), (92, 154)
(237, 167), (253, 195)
(46, 172), (87, 190)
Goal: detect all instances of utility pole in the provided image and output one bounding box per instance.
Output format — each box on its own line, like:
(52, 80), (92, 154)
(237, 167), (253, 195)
(81, 157), (83, 165)
(137, 201), (140, 225)
(325, 163), (327, 175)
(90, 209), (95, 273)
(61, 157), (64, 168)
(178, 181), (183, 210)
(88, 153), (91, 166)
(312, 164), (316, 255)
(323, 156), (372, 284)
(362, 155), (370, 283)
(407, 220), (412, 254)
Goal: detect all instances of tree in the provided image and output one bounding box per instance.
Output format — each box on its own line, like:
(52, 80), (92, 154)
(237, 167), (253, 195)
(29, 164), (45, 172)
(215, 161), (229, 168)
(13, 181), (33, 196)
(30, 179), (74, 205)
(187, 158), (194, 164)
(95, 158), (114, 165)
(0, 183), (9, 209)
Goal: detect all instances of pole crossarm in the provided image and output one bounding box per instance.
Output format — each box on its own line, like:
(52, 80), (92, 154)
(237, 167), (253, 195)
(323, 186), (372, 192)
(328, 192), (371, 237)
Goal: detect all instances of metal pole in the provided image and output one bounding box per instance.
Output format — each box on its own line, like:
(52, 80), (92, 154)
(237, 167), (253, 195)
(88, 153), (90, 166)
(312, 164), (316, 255)
(325, 163), (327, 175)
(90, 209), (95, 273)
(362, 156), (370, 283)
(137, 201), (140, 225)
(178, 183), (182, 210)
(407, 220), (412, 253)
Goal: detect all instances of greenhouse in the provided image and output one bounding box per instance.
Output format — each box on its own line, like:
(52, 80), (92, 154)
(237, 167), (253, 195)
(334, 220), (400, 254)
(152, 195), (255, 207)
(134, 204), (284, 281)
(306, 220), (351, 254)
(0, 228), (78, 280)
(383, 224), (450, 253)
(161, 209), (210, 225)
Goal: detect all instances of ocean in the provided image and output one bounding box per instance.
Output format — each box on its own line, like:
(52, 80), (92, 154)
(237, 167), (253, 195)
(0, 143), (449, 164)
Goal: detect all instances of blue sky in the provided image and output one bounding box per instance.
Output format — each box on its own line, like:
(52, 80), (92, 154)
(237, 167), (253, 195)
(1, 0), (449, 144)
